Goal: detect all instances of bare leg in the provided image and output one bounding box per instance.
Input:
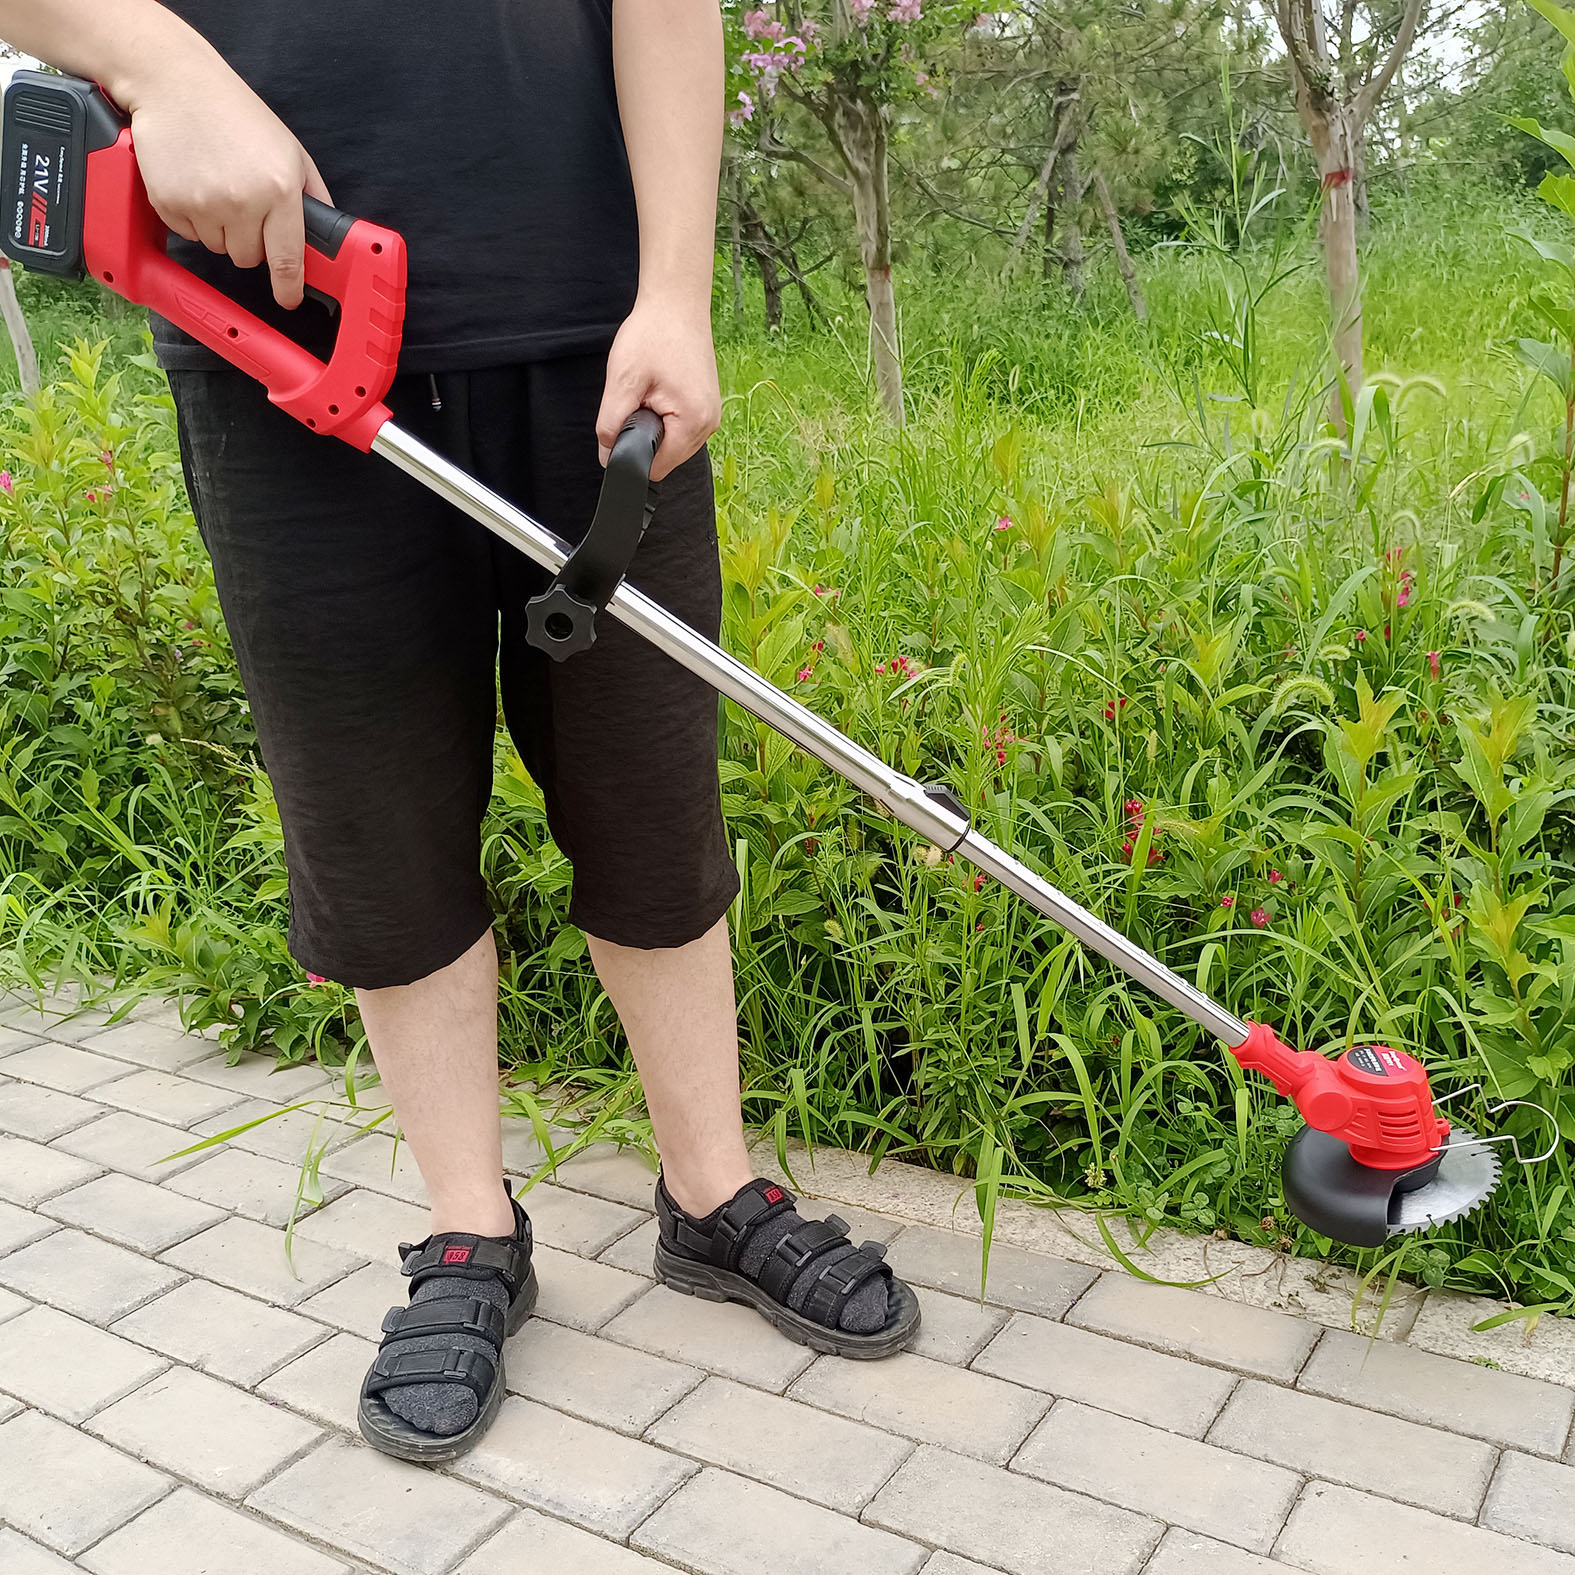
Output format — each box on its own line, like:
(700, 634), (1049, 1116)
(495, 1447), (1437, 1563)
(353, 928), (515, 1237)
(585, 912), (753, 1217)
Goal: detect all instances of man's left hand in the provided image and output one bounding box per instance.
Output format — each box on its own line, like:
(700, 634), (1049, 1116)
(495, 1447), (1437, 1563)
(596, 298), (721, 484)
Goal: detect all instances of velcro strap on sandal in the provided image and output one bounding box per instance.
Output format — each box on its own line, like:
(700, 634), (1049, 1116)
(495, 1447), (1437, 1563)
(800, 1239), (892, 1328)
(363, 1344), (495, 1407)
(663, 1177), (797, 1270)
(378, 1296), (506, 1347)
(398, 1228), (532, 1298)
(758, 1217), (851, 1304)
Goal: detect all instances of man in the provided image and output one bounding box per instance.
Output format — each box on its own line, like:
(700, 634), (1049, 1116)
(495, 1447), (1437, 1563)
(2, 0), (920, 1460)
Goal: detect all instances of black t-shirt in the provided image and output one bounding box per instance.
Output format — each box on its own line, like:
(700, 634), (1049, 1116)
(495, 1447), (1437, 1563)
(151, 1), (639, 371)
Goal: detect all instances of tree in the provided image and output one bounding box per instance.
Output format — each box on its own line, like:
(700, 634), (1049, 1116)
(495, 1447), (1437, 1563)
(728, 0), (971, 421)
(1275, 0), (1425, 414)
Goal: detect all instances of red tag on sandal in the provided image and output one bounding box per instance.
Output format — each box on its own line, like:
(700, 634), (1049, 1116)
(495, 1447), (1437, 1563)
(441, 1245), (472, 1265)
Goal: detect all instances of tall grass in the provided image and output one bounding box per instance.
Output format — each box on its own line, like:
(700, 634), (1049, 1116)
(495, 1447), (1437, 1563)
(3, 177), (1573, 1311)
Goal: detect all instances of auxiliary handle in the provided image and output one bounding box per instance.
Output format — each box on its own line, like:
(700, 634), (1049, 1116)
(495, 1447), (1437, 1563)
(523, 408), (666, 660)
(0, 71), (407, 451)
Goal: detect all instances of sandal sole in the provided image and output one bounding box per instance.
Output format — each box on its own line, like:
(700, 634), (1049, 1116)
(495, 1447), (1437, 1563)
(652, 1241), (920, 1359)
(356, 1263), (538, 1464)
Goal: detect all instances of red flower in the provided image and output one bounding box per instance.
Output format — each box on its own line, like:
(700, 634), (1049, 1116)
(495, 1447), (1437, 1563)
(973, 871), (987, 892)
(1249, 907), (1270, 928)
(1268, 870), (1283, 885)
(1103, 697), (1129, 721)
(1427, 651), (1440, 679)
(1354, 629), (1368, 644)
(1220, 895), (1234, 909)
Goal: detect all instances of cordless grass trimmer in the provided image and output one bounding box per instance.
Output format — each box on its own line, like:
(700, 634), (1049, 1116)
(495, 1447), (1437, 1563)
(2, 71), (1505, 1249)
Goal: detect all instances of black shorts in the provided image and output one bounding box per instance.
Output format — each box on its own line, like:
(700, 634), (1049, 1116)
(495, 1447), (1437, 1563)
(169, 356), (739, 989)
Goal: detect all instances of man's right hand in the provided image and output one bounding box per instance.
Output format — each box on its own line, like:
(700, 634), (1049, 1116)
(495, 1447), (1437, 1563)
(125, 56), (331, 309)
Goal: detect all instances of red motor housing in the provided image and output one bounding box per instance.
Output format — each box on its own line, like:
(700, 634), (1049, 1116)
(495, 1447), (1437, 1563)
(1231, 1022), (1449, 1171)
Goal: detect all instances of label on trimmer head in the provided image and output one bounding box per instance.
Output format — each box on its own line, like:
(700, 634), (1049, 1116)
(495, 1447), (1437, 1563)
(1348, 1046), (1394, 1076)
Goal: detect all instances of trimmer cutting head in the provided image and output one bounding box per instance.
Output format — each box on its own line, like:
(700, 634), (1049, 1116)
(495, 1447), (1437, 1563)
(1281, 1125), (1501, 1248)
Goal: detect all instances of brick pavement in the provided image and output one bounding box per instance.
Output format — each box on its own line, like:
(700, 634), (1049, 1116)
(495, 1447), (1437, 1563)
(0, 992), (1572, 1574)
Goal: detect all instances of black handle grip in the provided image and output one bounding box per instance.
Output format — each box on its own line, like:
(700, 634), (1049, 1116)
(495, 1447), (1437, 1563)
(302, 195), (357, 261)
(523, 407), (666, 660)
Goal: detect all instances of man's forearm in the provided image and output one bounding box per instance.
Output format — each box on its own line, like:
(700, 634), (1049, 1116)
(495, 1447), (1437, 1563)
(0, 0), (219, 112)
(611, 0), (724, 318)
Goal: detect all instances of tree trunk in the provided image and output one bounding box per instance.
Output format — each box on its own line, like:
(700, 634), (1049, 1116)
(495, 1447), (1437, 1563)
(1093, 170), (1146, 321)
(1058, 139), (1087, 304)
(0, 260), (40, 398)
(1005, 78), (1078, 281)
(829, 90), (903, 422)
(1304, 104), (1364, 418)
(727, 161), (745, 330)
(739, 202), (784, 332)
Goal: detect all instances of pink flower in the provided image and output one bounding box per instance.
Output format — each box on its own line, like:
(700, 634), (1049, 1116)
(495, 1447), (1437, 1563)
(796, 665), (813, 682)
(1250, 908), (1270, 929)
(873, 661), (886, 674)
(1268, 870), (1283, 885)
(1102, 697), (1129, 721)
(1353, 629), (1367, 644)
(812, 640), (824, 652)
(1220, 895), (1235, 909)
(973, 871), (987, 892)
(101, 449), (115, 469)
(1397, 588), (1411, 609)
(305, 972), (328, 985)
(0, 471), (12, 495)
(889, 0), (923, 21)
(727, 91), (755, 127)
(1427, 651), (1440, 679)
(995, 515), (1012, 531)
(849, 0), (875, 19)
(743, 8), (786, 41)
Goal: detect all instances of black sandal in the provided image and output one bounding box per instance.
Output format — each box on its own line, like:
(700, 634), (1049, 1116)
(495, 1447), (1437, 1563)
(653, 1175), (920, 1359)
(357, 1182), (538, 1463)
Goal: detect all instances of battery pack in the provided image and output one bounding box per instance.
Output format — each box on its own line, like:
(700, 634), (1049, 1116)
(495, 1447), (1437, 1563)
(1, 70), (126, 277)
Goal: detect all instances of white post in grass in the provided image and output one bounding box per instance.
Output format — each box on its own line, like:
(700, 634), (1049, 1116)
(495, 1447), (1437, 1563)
(0, 259), (40, 398)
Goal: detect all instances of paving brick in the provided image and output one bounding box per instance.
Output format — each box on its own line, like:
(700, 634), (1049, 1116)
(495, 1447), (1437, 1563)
(597, 1214), (658, 1276)
(1013, 1400), (1302, 1552)
(257, 1329), (378, 1430)
(504, 1317), (700, 1432)
(0, 1409), (170, 1556)
(0, 1197), (58, 1253)
(0, 1304), (166, 1421)
(292, 1187), (426, 1261)
(0, 1040), (134, 1094)
(632, 1465), (925, 1575)
(547, 1142), (660, 1209)
(602, 1283), (817, 1390)
(50, 1111), (212, 1181)
(40, 1172), (225, 1252)
(1482, 1453), (1575, 1555)
(92, 1068), (248, 1126)
(908, 1286), (1008, 1365)
(1067, 1274), (1319, 1380)
(167, 1146), (345, 1227)
(453, 1394), (693, 1537)
(972, 1311), (1236, 1437)
(1276, 1481), (1575, 1575)
(247, 1435), (512, 1575)
(159, 1215), (363, 1306)
(0, 1225), (183, 1322)
(0, 1025), (44, 1055)
(864, 1444), (1161, 1575)
(78, 1486), (352, 1575)
(181, 1049), (336, 1102)
(453, 1506), (673, 1574)
(1409, 1290), (1575, 1387)
(0, 1081), (105, 1140)
(1210, 1378), (1496, 1517)
(0, 1393), (21, 1422)
(0, 1529), (79, 1575)
(920, 1557), (1005, 1575)
(80, 1020), (218, 1073)
(190, 1097), (372, 1165)
(0, 1282), (28, 1322)
(532, 1242), (649, 1331)
(516, 1180), (645, 1256)
(88, 1364), (323, 1498)
(297, 1259), (407, 1337)
(884, 1224), (1100, 1316)
(788, 1349), (1047, 1463)
(1144, 1529), (1303, 1575)
(0, 1002), (117, 1044)
(0, 1133), (101, 1204)
(317, 1131), (429, 1203)
(648, 1374), (913, 1512)
(1299, 1329), (1574, 1454)
(113, 1278), (329, 1386)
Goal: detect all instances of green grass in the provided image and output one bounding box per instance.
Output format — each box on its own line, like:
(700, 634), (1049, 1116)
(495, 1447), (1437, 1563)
(3, 176), (1573, 1315)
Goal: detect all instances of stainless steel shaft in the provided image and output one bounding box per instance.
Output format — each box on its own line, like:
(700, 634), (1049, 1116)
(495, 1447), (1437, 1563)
(373, 422), (1252, 1050)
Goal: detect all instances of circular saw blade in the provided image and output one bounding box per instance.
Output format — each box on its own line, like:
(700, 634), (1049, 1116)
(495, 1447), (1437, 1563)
(1388, 1127), (1502, 1236)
